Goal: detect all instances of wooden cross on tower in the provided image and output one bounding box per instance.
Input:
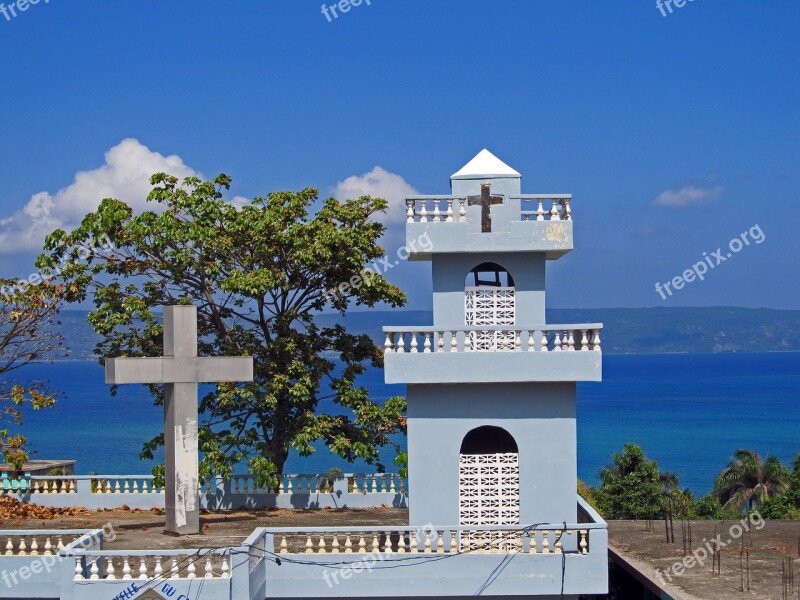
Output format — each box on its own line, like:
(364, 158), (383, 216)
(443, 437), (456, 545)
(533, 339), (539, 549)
(467, 183), (504, 232)
(105, 305), (253, 535)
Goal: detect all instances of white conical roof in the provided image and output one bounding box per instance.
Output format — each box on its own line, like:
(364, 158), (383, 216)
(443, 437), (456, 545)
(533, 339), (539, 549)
(451, 149), (521, 179)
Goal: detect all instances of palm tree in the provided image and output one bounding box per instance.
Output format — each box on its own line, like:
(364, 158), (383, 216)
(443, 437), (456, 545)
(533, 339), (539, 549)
(713, 449), (790, 513)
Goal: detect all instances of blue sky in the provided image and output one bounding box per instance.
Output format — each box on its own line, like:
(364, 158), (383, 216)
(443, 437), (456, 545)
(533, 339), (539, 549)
(0, 0), (797, 309)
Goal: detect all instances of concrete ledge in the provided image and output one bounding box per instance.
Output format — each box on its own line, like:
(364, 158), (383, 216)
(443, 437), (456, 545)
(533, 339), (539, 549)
(385, 350), (602, 384)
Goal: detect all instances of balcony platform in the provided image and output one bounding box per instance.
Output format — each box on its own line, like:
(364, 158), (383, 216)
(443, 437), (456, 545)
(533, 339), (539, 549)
(404, 194), (574, 260)
(383, 325), (603, 384)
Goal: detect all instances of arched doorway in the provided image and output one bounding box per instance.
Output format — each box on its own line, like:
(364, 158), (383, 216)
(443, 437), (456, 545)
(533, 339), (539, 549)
(458, 426), (520, 526)
(464, 263), (516, 351)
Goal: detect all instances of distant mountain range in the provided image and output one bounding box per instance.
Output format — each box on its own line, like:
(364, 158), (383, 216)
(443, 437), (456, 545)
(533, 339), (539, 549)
(57, 307), (800, 360)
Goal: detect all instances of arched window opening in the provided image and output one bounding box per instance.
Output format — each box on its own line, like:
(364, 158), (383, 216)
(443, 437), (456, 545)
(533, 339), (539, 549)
(465, 262), (516, 351)
(465, 262), (515, 288)
(460, 425), (519, 455)
(459, 426), (520, 528)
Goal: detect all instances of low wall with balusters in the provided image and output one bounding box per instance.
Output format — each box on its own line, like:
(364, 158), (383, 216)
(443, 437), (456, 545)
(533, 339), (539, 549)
(0, 473), (407, 511)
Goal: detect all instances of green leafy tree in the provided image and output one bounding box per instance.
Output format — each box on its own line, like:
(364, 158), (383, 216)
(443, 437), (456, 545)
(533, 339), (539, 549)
(0, 280), (64, 473)
(759, 452), (800, 519)
(594, 443), (677, 520)
(38, 173), (407, 486)
(691, 493), (727, 520)
(713, 449), (789, 513)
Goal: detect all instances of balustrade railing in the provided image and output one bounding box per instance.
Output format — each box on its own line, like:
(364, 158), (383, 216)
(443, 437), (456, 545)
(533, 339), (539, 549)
(71, 549), (232, 581)
(1, 473), (406, 498)
(384, 325), (602, 354)
(515, 195), (572, 221)
(2, 531), (84, 556)
(404, 195), (572, 223)
(270, 524), (594, 556)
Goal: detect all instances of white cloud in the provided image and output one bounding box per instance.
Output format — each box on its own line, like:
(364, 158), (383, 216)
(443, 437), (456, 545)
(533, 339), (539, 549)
(653, 184), (724, 207)
(334, 166), (418, 225)
(0, 139), (201, 253)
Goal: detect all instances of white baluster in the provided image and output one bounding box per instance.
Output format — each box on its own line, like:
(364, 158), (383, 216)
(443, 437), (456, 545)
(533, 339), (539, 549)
(331, 536), (340, 554)
(446, 198), (454, 222)
(550, 199), (561, 221)
(74, 558), (84, 580)
(592, 330), (602, 351)
(432, 201), (441, 222)
(396, 334), (405, 353)
(536, 198), (546, 221)
(122, 558), (132, 579)
(170, 557), (179, 578)
(344, 534), (353, 553)
(562, 198), (572, 220)
(437, 332), (444, 352)
(18, 539), (26, 555)
(423, 332), (432, 353)
(123, 479), (130, 494)
(459, 198), (466, 222)
(419, 201), (428, 223)
(553, 330), (562, 351)
(527, 330), (536, 352)
(44, 537), (53, 555)
(113, 480), (121, 494)
(221, 557), (230, 578)
(5, 538), (12, 555)
(318, 536), (327, 553)
(580, 530), (589, 554)
(384, 332), (394, 354)
(410, 332), (418, 353)
(406, 199), (415, 223)
(581, 329), (589, 351)
(88, 559), (100, 580)
(204, 557), (214, 578)
(358, 536), (366, 553)
(154, 557), (163, 578)
(106, 558), (116, 579)
(305, 536), (314, 553)
(542, 531), (550, 554)
(279, 536), (288, 554)
(187, 558), (196, 579)
(567, 330), (575, 351)
(138, 558), (148, 579)
(450, 331), (458, 353)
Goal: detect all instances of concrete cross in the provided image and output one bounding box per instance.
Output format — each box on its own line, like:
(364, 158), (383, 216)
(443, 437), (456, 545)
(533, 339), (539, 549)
(467, 183), (504, 232)
(105, 305), (253, 535)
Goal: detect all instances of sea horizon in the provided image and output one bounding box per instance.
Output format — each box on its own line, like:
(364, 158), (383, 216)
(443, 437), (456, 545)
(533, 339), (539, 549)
(8, 351), (799, 497)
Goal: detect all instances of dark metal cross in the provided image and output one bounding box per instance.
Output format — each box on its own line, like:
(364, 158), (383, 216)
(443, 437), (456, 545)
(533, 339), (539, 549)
(467, 184), (504, 232)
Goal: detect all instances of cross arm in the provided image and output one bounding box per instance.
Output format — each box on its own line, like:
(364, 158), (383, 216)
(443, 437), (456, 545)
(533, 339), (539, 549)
(105, 356), (254, 384)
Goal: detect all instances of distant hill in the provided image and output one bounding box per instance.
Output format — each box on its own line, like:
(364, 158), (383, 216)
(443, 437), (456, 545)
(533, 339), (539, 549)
(57, 307), (800, 359)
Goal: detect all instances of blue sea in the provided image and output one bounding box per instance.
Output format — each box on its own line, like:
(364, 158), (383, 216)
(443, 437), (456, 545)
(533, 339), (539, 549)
(9, 352), (799, 495)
